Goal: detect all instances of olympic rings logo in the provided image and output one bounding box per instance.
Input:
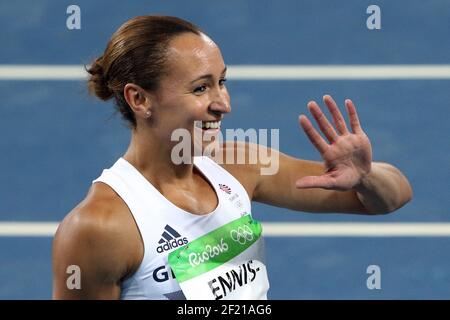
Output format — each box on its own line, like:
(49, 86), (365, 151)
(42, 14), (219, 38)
(230, 225), (254, 245)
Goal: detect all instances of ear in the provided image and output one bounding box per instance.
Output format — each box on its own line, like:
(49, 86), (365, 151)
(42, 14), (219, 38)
(123, 83), (152, 119)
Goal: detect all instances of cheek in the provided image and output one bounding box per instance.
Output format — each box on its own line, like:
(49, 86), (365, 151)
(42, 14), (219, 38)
(159, 92), (197, 111)
(193, 97), (206, 108)
(194, 93), (217, 110)
(182, 96), (208, 120)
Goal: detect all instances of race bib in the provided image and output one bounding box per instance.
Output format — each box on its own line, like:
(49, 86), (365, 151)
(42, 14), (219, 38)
(168, 215), (269, 300)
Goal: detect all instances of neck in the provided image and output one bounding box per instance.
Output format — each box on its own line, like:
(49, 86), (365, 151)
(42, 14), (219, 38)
(123, 127), (196, 186)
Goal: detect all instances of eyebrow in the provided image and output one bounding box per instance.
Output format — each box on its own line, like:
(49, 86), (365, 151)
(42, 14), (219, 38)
(190, 66), (227, 84)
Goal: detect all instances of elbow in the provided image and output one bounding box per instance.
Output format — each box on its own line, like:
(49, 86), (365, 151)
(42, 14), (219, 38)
(390, 171), (413, 213)
(381, 163), (413, 215)
(365, 204), (402, 216)
(396, 178), (413, 211)
(366, 180), (413, 215)
(364, 206), (396, 216)
(375, 201), (408, 215)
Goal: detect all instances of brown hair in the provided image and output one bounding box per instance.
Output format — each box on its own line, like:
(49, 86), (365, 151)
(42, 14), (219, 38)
(87, 16), (202, 127)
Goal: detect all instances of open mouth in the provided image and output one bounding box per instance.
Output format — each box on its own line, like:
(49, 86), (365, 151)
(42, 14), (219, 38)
(201, 120), (221, 131)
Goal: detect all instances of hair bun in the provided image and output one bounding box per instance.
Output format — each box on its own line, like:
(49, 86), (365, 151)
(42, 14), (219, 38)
(87, 56), (114, 100)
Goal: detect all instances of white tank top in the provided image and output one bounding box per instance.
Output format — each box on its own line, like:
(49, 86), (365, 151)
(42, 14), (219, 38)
(92, 156), (269, 300)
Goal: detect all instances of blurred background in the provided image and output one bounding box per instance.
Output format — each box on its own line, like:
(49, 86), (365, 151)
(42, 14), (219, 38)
(0, 0), (449, 299)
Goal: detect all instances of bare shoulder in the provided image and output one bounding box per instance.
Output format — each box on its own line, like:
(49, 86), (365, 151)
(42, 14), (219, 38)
(57, 183), (135, 238)
(52, 183), (142, 299)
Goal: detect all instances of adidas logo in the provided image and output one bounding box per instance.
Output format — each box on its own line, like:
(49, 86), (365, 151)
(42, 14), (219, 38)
(156, 225), (188, 253)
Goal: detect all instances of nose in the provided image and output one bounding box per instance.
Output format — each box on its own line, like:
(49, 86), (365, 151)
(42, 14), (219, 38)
(209, 89), (231, 115)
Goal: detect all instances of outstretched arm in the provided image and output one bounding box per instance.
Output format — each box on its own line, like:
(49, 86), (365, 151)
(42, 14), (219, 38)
(253, 95), (412, 214)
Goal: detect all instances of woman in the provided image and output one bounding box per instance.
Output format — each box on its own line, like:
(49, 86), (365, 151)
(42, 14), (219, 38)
(52, 16), (412, 300)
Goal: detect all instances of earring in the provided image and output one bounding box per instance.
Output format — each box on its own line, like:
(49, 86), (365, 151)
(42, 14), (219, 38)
(145, 110), (151, 117)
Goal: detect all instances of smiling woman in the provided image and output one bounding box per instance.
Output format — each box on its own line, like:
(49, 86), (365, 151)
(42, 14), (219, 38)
(52, 15), (412, 300)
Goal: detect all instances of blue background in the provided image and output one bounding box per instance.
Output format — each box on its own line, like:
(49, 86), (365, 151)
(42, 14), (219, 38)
(0, 0), (449, 299)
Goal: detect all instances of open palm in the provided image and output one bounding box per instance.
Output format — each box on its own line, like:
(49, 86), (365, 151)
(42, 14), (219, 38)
(296, 95), (372, 191)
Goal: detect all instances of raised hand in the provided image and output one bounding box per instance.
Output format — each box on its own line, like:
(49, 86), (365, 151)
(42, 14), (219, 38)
(296, 95), (372, 191)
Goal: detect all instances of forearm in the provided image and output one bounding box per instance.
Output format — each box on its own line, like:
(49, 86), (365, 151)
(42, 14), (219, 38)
(355, 162), (412, 214)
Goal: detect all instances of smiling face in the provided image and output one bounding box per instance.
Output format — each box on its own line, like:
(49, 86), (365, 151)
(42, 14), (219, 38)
(148, 32), (231, 146)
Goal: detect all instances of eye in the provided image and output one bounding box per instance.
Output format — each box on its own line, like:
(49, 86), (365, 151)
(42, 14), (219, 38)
(193, 85), (207, 94)
(219, 78), (227, 86)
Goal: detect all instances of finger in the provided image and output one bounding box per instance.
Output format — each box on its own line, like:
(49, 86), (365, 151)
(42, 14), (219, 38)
(307, 101), (339, 143)
(299, 115), (329, 154)
(345, 99), (363, 134)
(323, 95), (349, 135)
(295, 175), (334, 189)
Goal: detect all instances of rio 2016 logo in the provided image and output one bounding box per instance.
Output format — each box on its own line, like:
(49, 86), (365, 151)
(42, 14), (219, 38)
(188, 239), (229, 267)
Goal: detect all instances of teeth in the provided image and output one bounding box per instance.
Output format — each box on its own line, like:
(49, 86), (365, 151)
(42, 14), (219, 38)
(202, 121), (221, 129)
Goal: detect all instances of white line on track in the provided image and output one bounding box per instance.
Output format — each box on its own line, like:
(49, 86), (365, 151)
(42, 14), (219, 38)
(1, 222), (450, 237)
(1, 65), (450, 80)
